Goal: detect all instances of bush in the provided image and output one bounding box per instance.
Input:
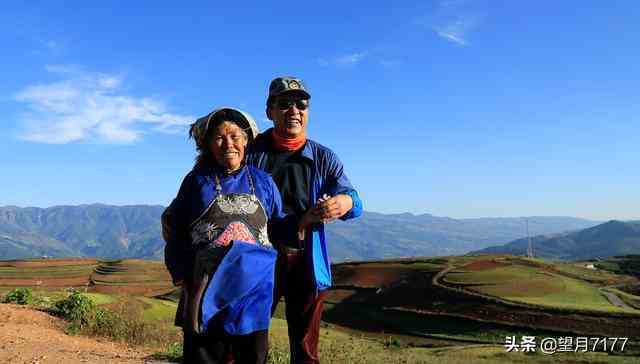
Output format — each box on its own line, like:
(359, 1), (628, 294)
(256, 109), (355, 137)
(151, 342), (183, 362)
(50, 293), (181, 353)
(84, 297), (180, 347)
(93, 307), (123, 333)
(53, 290), (96, 332)
(3, 287), (33, 305)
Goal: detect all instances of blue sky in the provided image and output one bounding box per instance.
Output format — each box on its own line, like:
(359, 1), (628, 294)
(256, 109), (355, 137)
(1, 1), (638, 220)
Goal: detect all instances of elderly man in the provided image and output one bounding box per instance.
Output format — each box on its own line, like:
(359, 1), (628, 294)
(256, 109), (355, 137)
(247, 76), (363, 363)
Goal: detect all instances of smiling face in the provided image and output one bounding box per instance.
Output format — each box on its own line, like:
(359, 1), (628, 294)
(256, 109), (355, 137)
(209, 121), (248, 172)
(267, 94), (310, 138)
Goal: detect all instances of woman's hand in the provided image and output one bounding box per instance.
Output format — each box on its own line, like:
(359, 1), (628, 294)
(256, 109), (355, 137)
(298, 205), (323, 241)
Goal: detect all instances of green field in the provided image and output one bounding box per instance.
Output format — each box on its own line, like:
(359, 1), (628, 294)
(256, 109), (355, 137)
(137, 296), (178, 322)
(443, 257), (640, 314)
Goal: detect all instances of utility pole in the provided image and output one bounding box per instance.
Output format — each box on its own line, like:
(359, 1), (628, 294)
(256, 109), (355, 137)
(526, 218), (534, 258)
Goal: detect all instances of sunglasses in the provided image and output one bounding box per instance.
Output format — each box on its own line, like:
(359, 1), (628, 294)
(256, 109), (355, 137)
(275, 98), (309, 111)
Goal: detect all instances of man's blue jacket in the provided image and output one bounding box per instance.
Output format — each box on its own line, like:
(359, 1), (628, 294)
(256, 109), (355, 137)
(246, 129), (363, 291)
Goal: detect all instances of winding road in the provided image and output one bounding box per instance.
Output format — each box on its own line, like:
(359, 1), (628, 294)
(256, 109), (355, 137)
(600, 288), (635, 310)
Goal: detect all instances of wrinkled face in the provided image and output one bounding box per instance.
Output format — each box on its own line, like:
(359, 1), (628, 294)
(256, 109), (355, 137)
(267, 94), (310, 138)
(209, 121), (248, 172)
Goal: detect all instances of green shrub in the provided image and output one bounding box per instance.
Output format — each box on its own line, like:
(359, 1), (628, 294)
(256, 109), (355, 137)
(85, 297), (180, 347)
(93, 307), (123, 333)
(53, 290), (96, 332)
(3, 287), (33, 305)
(151, 342), (183, 362)
(49, 293), (180, 351)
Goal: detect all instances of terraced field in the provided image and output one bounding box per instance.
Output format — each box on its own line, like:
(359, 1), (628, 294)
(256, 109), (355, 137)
(89, 259), (173, 295)
(0, 258), (97, 288)
(0, 258), (173, 296)
(442, 256), (640, 314)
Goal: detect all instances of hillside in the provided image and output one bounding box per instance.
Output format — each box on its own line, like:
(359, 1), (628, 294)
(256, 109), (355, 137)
(0, 204), (598, 261)
(474, 220), (640, 260)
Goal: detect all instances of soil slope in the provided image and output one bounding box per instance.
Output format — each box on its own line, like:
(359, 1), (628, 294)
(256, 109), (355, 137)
(0, 304), (156, 364)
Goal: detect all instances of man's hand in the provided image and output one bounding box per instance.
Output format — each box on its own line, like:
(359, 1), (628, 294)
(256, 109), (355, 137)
(297, 194), (353, 240)
(317, 194), (353, 223)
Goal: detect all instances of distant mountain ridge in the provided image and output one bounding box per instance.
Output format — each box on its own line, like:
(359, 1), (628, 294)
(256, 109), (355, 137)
(0, 204), (600, 261)
(0, 204), (166, 260)
(473, 220), (640, 260)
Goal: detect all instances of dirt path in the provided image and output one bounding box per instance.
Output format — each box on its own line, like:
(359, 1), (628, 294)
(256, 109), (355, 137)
(0, 304), (165, 364)
(600, 288), (634, 310)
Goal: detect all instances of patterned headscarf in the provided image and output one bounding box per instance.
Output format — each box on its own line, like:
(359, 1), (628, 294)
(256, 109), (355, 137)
(189, 107), (259, 150)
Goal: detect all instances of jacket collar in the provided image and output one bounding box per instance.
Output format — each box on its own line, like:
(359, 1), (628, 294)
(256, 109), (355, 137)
(255, 128), (314, 161)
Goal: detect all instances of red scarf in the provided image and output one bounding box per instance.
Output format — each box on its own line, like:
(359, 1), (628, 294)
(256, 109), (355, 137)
(271, 129), (307, 152)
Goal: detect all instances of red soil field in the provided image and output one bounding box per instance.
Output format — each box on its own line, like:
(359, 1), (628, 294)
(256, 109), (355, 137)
(332, 265), (416, 288)
(462, 259), (509, 272)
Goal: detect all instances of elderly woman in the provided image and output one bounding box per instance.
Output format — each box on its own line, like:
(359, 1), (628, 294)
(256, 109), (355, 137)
(162, 107), (298, 364)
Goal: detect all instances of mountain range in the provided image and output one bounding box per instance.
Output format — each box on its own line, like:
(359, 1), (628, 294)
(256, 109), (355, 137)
(0, 204), (601, 261)
(473, 220), (640, 260)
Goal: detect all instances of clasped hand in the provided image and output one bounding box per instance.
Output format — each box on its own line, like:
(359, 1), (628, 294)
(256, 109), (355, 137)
(298, 194), (353, 240)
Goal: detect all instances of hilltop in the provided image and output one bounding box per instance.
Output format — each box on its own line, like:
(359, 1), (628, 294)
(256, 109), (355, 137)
(474, 220), (640, 260)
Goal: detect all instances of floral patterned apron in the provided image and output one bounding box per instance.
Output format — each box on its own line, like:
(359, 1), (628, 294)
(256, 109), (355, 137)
(178, 167), (273, 334)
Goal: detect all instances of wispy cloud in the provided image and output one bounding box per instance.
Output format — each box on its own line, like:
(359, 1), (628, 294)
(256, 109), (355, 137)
(317, 52), (368, 67)
(14, 66), (193, 144)
(433, 17), (479, 46)
(423, 0), (485, 46)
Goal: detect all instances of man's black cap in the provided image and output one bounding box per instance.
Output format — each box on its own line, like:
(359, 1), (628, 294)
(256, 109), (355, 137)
(267, 76), (311, 105)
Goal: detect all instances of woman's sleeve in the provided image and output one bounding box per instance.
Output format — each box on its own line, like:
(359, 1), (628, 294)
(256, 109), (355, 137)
(162, 173), (194, 285)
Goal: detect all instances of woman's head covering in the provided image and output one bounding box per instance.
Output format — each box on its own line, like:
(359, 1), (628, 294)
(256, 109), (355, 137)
(189, 107), (259, 150)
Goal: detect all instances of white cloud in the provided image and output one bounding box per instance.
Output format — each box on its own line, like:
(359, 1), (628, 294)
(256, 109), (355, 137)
(335, 52), (368, 65)
(433, 17), (478, 46)
(425, 0), (485, 46)
(14, 66), (193, 144)
(317, 52), (368, 67)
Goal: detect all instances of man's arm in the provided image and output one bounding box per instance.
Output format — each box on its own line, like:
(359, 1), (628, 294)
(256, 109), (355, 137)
(318, 150), (363, 222)
(162, 173), (193, 286)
